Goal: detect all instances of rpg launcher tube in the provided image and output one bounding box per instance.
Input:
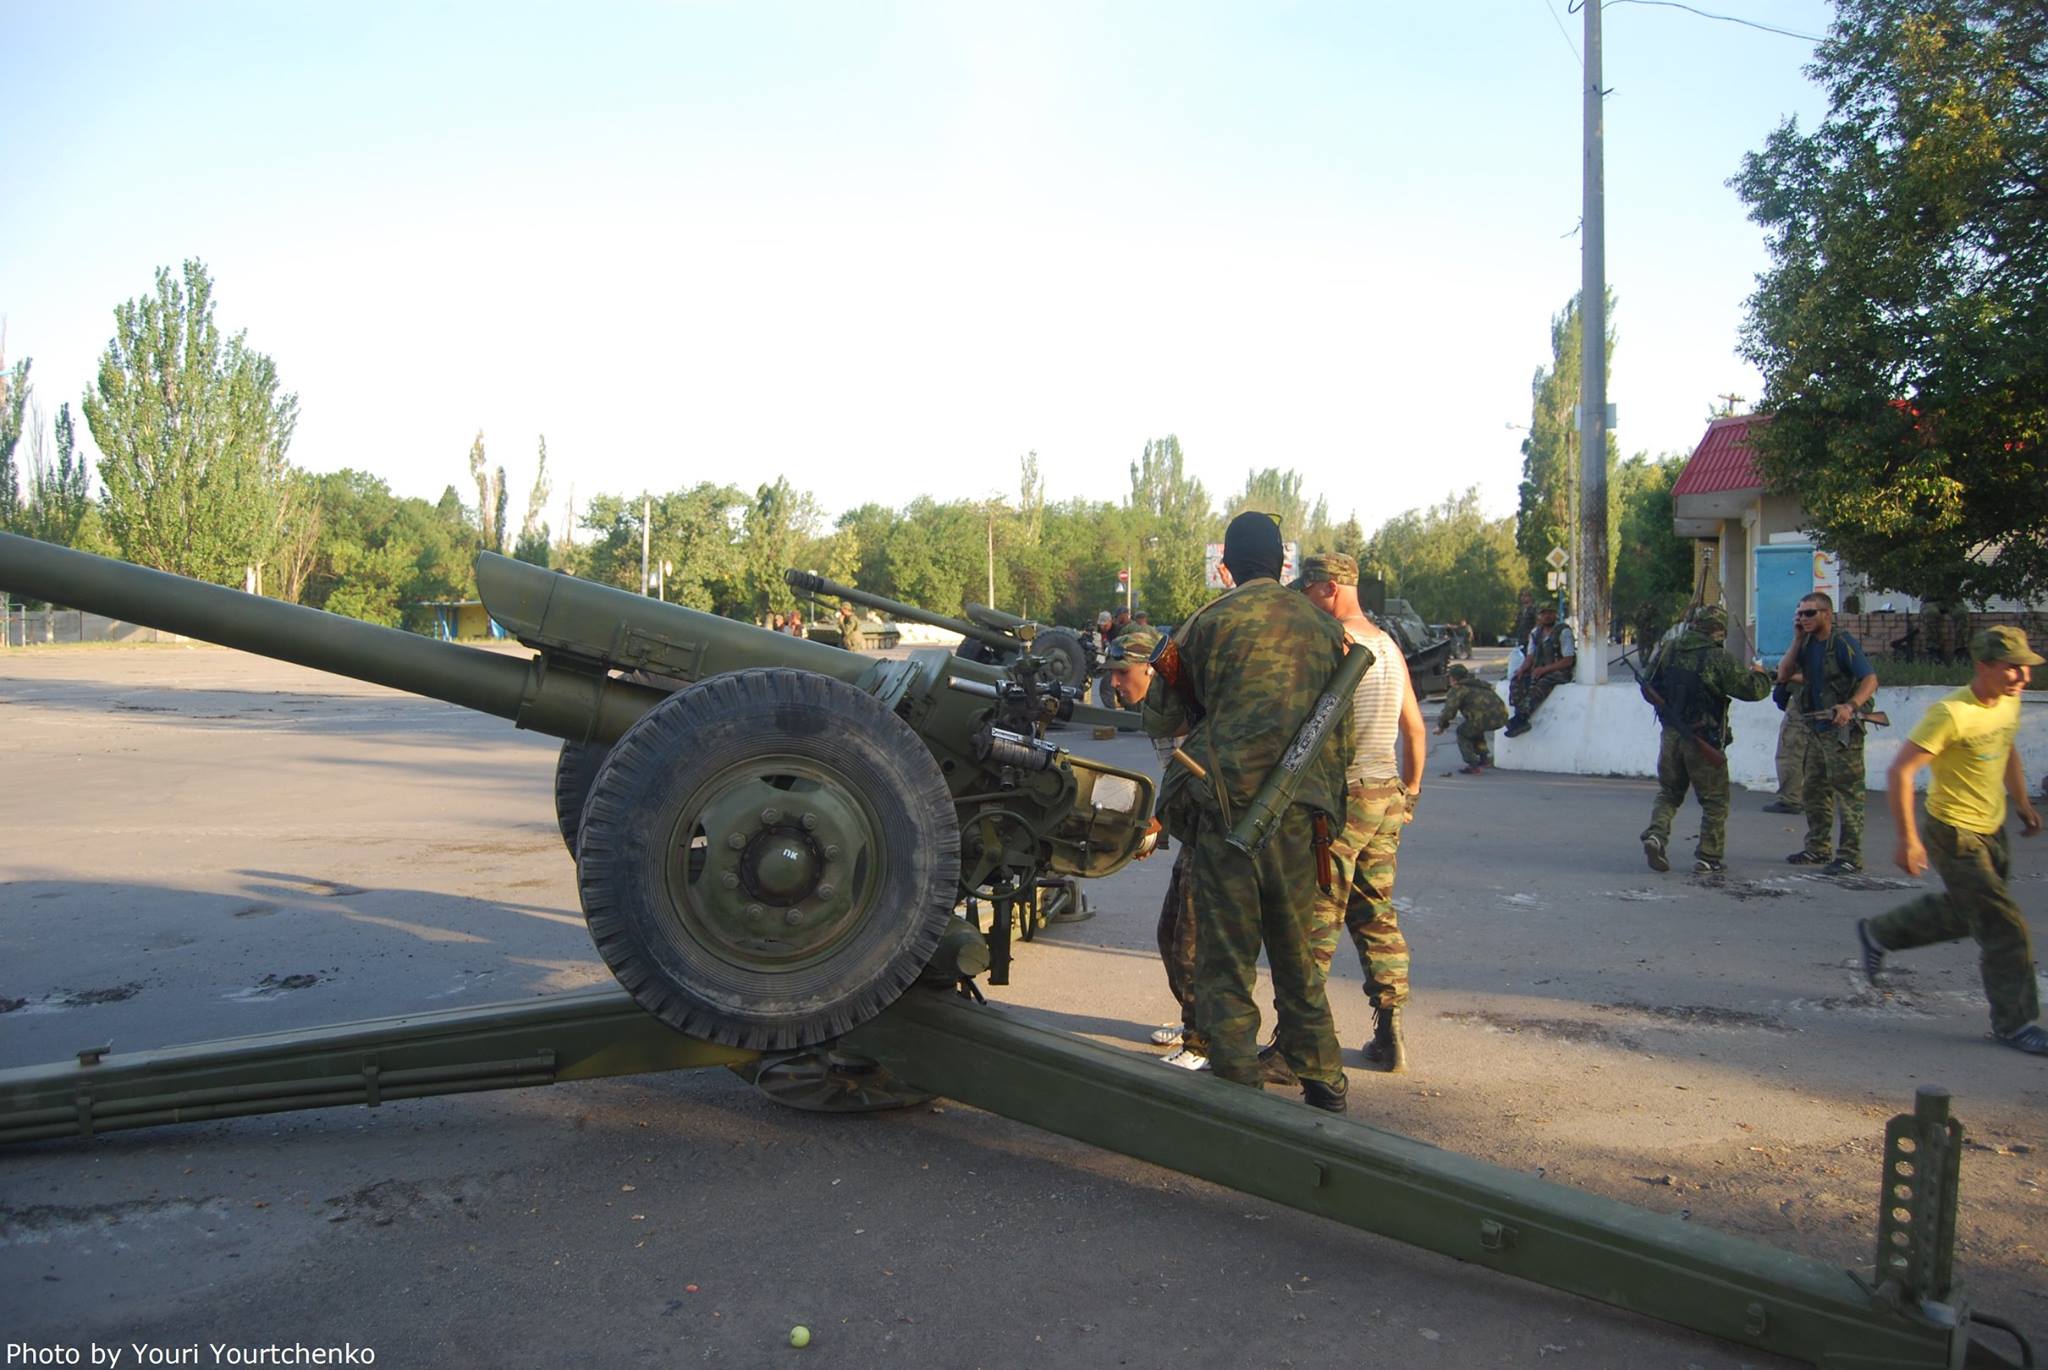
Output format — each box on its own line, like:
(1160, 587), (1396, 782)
(1225, 640), (1376, 857)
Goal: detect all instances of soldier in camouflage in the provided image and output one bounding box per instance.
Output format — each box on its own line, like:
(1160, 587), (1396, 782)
(836, 600), (866, 653)
(1764, 674), (1809, 813)
(1280, 551), (1425, 1076)
(1638, 604), (1774, 875)
(1506, 602), (1574, 736)
(1774, 592), (1879, 874)
(1106, 627), (1210, 1071)
(1144, 512), (1354, 1111)
(1437, 662), (1508, 773)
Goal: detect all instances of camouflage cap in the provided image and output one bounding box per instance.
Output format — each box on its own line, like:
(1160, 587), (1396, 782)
(1970, 624), (2045, 666)
(1299, 552), (1358, 586)
(1691, 603), (1728, 632)
(1446, 662), (1470, 679)
(1104, 625), (1162, 666)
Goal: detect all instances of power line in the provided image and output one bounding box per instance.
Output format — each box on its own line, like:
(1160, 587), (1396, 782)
(1597, 0), (1823, 43)
(1538, 0), (1583, 64)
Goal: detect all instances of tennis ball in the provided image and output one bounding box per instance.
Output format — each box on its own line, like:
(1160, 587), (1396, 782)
(789, 1326), (810, 1349)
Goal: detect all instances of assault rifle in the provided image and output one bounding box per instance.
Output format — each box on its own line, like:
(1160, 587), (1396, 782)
(1806, 709), (1891, 728)
(1619, 645), (1728, 767)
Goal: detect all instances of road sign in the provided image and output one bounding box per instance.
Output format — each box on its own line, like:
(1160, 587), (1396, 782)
(1545, 546), (1569, 571)
(1117, 568), (1129, 584)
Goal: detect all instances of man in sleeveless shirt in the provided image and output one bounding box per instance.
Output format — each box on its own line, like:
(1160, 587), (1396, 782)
(1268, 552), (1426, 1074)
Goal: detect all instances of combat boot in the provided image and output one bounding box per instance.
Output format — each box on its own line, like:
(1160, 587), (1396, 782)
(1362, 1006), (1407, 1073)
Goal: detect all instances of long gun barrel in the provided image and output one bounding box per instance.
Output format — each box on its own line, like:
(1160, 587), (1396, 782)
(785, 569), (1021, 655)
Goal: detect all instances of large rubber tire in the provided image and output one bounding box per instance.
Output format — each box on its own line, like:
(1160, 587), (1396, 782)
(1033, 626), (1091, 691)
(576, 668), (961, 1050)
(952, 636), (1004, 666)
(553, 740), (609, 857)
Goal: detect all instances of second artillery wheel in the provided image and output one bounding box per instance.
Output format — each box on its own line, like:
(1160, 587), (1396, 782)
(553, 740), (608, 857)
(576, 668), (962, 1050)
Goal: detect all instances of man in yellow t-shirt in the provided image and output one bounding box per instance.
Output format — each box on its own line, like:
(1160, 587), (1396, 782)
(1858, 626), (2045, 1055)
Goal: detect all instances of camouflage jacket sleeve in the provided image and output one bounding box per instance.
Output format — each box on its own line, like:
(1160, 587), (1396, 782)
(1704, 651), (1773, 704)
(1436, 686), (1465, 728)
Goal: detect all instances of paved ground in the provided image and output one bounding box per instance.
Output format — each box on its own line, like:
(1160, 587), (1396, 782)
(1, 643), (2043, 1368)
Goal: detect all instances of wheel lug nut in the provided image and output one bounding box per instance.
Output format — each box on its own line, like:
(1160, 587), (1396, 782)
(746, 903), (764, 917)
(761, 807), (781, 824)
(824, 845), (841, 860)
(721, 873), (740, 889)
(726, 832), (746, 850)
(817, 884), (836, 900)
(801, 812), (818, 830)
(783, 909), (803, 926)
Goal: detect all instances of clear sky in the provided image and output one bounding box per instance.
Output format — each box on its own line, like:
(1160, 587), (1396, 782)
(1, 1), (1835, 538)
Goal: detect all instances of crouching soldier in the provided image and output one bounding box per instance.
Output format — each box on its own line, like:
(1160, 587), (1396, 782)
(1437, 662), (1508, 774)
(1639, 604), (1773, 875)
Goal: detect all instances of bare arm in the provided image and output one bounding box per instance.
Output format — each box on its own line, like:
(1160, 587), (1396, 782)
(1888, 742), (1935, 875)
(2008, 744), (2043, 837)
(1775, 630), (1806, 684)
(1394, 655), (1426, 796)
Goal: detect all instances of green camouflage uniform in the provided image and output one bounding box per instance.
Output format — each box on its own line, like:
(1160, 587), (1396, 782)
(1437, 678), (1508, 766)
(1309, 782), (1409, 1006)
(1511, 621), (1573, 721)
(1639, 628), (1772, 863)
(838, 607), (866, 653)
(1153, 836), (1205, 1054)
(1144, 579), (1352, 1090)
(1772, 698), (1809, 805)
(1799, 635), (1872, 864)
(1870, 820), (2038, 1035)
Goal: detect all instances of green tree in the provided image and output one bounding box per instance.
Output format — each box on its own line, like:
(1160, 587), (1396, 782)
(1734, 0), (2047, 604)
(0, 356), (28, 531)
(83, 261), (300, 584)
(1363, 488), (1521, 640)
(1515, 292), (1619, 595)
(1127, 436), (1215, 623)
(25, 403), (96, 548)
(1223, 467), (1329, 548)
(1608, 454), (1697, 644)
(581, 485), (749, 613)
(743, 477), (826, 616)
(513, 437), (552, 566)
(467, 431), (509, 558)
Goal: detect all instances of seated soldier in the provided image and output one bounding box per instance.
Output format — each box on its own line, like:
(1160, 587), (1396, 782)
(1506, 602), (1575, 736)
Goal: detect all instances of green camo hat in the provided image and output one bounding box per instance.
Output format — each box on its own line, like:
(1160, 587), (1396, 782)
(1298, 552), (1358, 586)
(1970, 625), (2044, 666)
(1446, 662), (1470, 679)
(1691, 603), (1728, 632)
(1105, 626), (1162, 665)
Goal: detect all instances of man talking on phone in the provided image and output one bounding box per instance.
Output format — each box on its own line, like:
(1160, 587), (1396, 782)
(1774, 592), (1879, 874)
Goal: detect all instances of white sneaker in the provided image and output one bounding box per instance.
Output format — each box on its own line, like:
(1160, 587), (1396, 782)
(1149, 1023), (1186, 1046)
(1160, 1047), (1210, 1071)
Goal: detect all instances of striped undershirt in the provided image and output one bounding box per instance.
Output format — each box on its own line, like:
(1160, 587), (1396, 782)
(1343, 621), (1407, 785)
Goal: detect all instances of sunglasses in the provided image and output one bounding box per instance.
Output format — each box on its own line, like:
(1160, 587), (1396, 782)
(1795, 609), (1820, 618)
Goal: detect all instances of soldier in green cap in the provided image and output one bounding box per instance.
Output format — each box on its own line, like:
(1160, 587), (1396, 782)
(1144, 513), (1353, 1110)
(1437, 662), (1508, 773)
(1638, 602), (1774, 875)
(1859, 626), (2046, 1056)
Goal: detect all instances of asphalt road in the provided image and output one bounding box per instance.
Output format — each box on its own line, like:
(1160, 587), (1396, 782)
(1, 644), (2042, 1368)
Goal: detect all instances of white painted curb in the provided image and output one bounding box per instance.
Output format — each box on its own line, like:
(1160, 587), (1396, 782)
(1485, 681), (2048, 792)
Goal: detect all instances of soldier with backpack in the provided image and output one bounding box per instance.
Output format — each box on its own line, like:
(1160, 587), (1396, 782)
(1638, 604), (1774, 875)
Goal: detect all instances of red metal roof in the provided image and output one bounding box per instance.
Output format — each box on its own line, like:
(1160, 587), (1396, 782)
(1672, 413), (1770, 497)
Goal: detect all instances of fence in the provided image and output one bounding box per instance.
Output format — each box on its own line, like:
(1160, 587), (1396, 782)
(1834, 610), (2048, 662)
(1, 603), (192, 647)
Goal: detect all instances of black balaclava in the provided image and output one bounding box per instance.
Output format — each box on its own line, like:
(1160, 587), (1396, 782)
(1221, 511), (1284, 584)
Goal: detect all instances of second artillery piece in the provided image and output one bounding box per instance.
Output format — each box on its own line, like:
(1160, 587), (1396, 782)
(785, 568), (1100, 696)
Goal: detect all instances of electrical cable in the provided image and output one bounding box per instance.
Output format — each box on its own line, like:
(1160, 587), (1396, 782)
(1597, 0), (1823, 43)
(1538, 0), (1583, 64)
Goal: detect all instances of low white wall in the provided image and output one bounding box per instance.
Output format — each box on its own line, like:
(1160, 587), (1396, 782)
(1487, 681), (2048, 792)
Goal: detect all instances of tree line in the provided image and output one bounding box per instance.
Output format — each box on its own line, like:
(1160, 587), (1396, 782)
(0, 261), (1703, 645)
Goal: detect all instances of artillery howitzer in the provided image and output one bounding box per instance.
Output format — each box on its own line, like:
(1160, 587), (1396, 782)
(785, 568), (1099, 695)
(0, 530), (2030, 1369)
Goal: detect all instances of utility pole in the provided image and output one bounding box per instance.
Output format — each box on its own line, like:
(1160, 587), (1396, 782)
(1577, 0), (1611, 685)
(641, 494), (651, 596)
(986, 506), (996, 609)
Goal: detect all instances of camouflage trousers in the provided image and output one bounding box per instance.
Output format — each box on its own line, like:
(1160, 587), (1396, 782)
(1640, 727), (1731, 862)
(1773, 707), (1809, 803)
(1800, 727), (1867, 862)
(1868, 817), (2039, 1036)
(1510, 669), (1565, 721)
(1154, 838), (1205, 1054)
(1308, 781), (1410, 1008)
(1190, 804), (1343, 1089)
(1454, 721), (1494, 767)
